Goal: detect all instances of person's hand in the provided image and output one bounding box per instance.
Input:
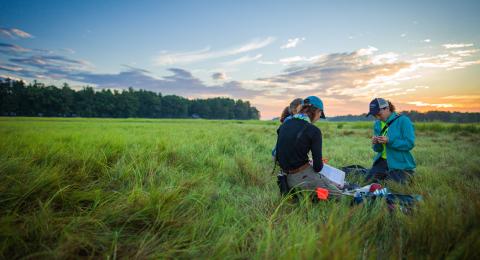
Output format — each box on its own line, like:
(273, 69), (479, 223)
(377, 136), (389, 144)
(372, 136), (379, 144)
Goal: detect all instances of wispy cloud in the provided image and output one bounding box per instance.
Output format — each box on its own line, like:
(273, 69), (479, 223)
(222, 54), (262, 66)
(441, 95), (480, 100)
(0, 42), (31, 55)
(410, 50), (480, 70)
(0, 63), (24, 72)
(280, 37), (305, 49)
(258, 60), (277, 65)
(61, 48), (76, 54)
(9, 55), (92, 73)
(424, 39), (431, 43)
(450, 49), (478, 57)
(442, 43), (474, 49)
(278, 55), (324, 65)
(0, 41), (93, 80)
(407, 101), (454, 108)
(153, 37), (275, 65)
(0, 28), (34, 39)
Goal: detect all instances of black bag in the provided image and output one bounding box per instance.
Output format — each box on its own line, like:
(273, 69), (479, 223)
(276, 173), (290, 196)
(341, 165), (369, 176)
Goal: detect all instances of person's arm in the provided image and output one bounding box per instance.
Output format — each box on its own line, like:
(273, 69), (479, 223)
(272, 127), (281, 160)
(372, 121), (383, 152)
(311, 127), (324, 172)
(386, 117), (415, 151)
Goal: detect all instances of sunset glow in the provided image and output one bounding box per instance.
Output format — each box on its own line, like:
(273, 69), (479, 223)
(1, 1), (479, 119)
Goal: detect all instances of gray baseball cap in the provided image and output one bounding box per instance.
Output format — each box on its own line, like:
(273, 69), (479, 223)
(366, 98), (389, 117)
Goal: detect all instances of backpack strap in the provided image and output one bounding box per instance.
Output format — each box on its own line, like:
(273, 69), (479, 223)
(295, 123), (309, 143)
(380, 114), (402, 136)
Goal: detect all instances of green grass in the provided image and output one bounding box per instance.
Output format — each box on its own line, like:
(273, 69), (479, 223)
(0, 117), (479, 259)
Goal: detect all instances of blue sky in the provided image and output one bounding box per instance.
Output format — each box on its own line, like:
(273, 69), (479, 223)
(1, 0), (480, 118)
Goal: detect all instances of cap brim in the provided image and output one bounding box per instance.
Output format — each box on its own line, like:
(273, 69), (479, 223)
(366, 108), (379, 117)
(320, 111), (326, 119)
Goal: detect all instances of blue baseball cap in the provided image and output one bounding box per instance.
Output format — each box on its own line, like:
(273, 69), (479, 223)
(304, 96), (326, 119)
(366, 98), (389, 117)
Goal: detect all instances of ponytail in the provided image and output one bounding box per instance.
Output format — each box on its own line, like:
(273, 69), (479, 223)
(280, 106), (290, 123)
(388, 101), (396, 112)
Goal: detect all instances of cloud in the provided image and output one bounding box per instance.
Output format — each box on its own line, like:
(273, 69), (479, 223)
(410, 51), (480, 70)
(450, 49), (478, 57)
(442, 43), (474, 49)
(0, 74), (25, 82)
(247, 47), (411, 102)
(371, 52), (399, 64)
(0, 63), (24, 72)
(424, 39), (431, 43)
(0, 42), (31, 55)
(245, 42), (480, 109)
(0, 41), (264, 99)
(357, 46), (378, 56)
(407, 101), (454, 108)
(278, 55), (324, 65)
(441, 95), (480, 100)
(0, 28), (33, 39)
(0, 42), (94, 80)
(211, 72), (228, 80)
(121, 64), (151, 74)
(67, 68), (264, 99)
(9, 55), (92, 74)
(258, 60), (277, 65)
(153, 37), (275, 65)
(61, 48), (76, 54)
(400, 33), (407, 38)
(1, 53), (263, 99)
(222, 54), (262, 66)
(280, 37), (305, 49)
(3, 39), (480, 118)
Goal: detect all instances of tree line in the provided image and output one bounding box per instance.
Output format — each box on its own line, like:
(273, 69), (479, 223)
(328, 111), (480, 123)
(0, 79), (260, 119)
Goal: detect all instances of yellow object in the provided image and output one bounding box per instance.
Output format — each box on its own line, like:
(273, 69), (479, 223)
(380, 121), (388, 159)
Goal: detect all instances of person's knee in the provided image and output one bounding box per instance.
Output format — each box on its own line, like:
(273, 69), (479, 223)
(387, 170), (413, 184)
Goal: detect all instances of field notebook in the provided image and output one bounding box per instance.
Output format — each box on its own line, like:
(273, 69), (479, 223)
(319, 164), (345, 188)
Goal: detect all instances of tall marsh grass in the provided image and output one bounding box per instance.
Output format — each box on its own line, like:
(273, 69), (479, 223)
(0, 117), (479, 258)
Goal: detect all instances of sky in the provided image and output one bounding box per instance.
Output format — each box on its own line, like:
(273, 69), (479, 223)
(1, 0), (479, 119)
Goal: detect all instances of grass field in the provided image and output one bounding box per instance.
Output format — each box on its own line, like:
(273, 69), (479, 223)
(1, 117), (479, 259)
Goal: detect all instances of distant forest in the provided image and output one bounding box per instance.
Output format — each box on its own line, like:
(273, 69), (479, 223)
(328, 111), (480, 123)
(0, 79), (259, 119)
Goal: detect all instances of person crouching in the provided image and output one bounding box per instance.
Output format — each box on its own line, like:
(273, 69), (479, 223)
(365, 98), (416, 184)
(275, 96), (341, 200)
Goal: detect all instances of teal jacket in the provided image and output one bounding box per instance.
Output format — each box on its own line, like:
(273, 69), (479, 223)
(372, 112), (416, 170)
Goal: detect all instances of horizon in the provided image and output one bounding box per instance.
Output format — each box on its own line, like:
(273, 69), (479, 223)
(1, 0), (479, 119)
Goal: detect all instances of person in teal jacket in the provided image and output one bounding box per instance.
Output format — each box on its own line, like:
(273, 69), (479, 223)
(365, 98), (416, 184)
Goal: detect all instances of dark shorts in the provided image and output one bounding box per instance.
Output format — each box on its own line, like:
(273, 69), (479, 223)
(366, 158), (414, 184)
